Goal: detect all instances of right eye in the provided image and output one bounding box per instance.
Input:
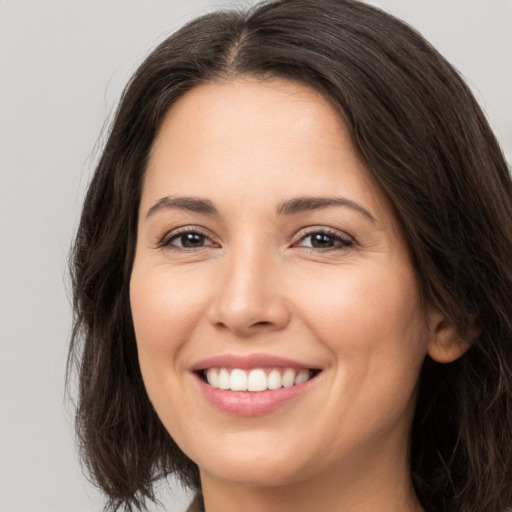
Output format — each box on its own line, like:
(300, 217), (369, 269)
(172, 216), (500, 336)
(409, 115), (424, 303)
(161, 229), (217, 250)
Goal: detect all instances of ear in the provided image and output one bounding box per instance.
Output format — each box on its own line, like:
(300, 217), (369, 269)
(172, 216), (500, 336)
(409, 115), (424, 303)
(426, 308), (471, 364)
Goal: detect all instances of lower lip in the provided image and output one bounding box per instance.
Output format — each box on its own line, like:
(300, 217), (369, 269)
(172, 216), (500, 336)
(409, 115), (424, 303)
(193, 373), (317, 416)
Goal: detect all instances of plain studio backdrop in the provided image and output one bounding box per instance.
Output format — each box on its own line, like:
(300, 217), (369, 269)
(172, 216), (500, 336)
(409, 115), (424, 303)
(0, 1), (510, 511)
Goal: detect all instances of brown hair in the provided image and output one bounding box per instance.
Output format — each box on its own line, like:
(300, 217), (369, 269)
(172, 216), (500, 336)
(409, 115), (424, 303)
(68, 1), (512, 510)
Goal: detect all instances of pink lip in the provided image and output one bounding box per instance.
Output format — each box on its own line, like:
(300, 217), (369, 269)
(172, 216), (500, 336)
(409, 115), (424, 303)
(193, 373), (317, 416)
(191, 353), (318, 371)
(190, 353), (321, 417)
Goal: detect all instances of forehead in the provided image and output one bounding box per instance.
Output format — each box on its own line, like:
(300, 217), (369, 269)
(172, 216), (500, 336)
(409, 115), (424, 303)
(147, 78), (351, 172)
(142, 78), (391, 223)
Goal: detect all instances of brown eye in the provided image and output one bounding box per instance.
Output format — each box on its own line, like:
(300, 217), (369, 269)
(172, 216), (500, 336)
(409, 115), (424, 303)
(164, 230), (215, 249)
(296, 230), (353, 250)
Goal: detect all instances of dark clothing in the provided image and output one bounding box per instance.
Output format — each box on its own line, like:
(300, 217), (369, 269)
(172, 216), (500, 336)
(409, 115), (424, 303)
(186, 492), (205, 512)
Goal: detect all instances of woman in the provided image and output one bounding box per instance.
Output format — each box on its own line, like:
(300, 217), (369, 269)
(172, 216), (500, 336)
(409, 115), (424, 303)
(68, 1), (512, 511)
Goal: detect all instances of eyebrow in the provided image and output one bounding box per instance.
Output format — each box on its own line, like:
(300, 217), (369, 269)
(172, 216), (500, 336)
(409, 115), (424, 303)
(145, 195), (376, 223)
(276, 196), (376, 222)
(145, 196), (218, 219)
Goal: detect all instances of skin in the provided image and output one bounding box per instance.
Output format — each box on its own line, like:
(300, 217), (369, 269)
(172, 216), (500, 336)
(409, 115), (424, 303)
(130, 78), (464, 512)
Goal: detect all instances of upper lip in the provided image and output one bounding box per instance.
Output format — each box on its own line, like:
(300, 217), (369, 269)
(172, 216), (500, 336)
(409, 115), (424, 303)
(191, 353), (321, 371)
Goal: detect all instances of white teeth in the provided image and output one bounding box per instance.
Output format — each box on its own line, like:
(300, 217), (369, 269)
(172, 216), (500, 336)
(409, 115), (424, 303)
(282, 368), (296, 388)
(294, 369), (310, 385)
(267, 368), (282, 389)
(206, 368), (218, 388)
(247, 369), (267, 392)
(230, 369), (248, 391)
(204, 367), (314, 392)
(218, 368), (230, 390)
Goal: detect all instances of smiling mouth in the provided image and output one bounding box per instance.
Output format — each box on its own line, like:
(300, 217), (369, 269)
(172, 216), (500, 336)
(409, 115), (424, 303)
(198, 367), (322, 392)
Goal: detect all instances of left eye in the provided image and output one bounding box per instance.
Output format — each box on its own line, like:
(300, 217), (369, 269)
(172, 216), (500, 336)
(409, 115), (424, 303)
(296, 231), (353, 249)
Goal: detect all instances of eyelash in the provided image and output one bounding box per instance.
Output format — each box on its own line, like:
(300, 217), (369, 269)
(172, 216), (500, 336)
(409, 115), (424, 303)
(158, 227), (215, 250)
(293, 228), (354, 251)
(158, 227), (354, 252)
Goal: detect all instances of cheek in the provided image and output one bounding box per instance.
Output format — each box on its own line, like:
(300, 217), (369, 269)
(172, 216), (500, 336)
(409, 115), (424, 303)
(293, 262), (427, 441)
(293, 260), (427, 399)
(131, 263), (202, 337)
(129, 261), (212, 442)
(295, 261), (425, 342)
(129, 262), (212, 382)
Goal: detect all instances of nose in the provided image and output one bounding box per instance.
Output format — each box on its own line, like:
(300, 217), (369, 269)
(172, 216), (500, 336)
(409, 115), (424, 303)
(207, 247), (290, 337)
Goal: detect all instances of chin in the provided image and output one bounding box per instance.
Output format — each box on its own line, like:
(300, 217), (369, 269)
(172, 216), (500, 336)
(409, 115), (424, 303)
(200, 456), (310, 488)
(188, 431), (318, 488)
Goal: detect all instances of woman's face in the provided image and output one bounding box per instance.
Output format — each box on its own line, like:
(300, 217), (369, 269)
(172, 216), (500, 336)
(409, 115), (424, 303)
(130, 78), (437, 489)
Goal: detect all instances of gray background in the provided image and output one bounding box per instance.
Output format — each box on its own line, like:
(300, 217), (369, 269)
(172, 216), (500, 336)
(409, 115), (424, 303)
(0, 1), (510, 511)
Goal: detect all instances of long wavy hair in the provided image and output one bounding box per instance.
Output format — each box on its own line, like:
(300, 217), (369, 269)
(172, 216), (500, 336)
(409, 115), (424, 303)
(68, 1), (512, 510)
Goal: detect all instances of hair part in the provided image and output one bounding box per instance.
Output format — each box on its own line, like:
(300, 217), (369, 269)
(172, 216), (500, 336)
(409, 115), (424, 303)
(68, 1), (512, 510)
